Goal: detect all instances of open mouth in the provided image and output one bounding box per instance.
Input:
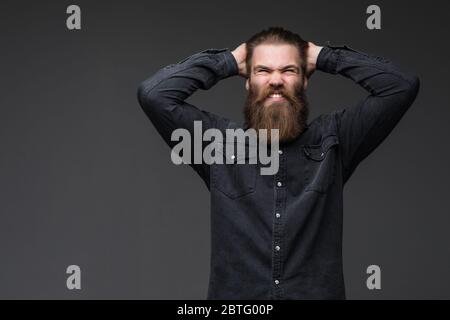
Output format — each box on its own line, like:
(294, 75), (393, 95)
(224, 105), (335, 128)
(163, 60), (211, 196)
(266, 92), (286, 102)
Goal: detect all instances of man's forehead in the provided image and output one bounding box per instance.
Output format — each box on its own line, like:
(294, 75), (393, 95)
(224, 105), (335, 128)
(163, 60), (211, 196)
(251, 43), (300, 68)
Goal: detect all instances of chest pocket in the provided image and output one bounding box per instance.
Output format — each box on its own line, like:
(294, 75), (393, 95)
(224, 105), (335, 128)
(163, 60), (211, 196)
(211, 143), (258, 199)
(302, 135), (339, 193)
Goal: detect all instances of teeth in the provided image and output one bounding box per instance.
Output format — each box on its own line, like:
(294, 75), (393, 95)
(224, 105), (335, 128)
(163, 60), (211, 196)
(269, 93), (282, 98)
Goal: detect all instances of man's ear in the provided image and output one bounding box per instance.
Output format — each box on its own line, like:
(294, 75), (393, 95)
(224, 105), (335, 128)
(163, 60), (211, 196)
(245, 78), (249, 91)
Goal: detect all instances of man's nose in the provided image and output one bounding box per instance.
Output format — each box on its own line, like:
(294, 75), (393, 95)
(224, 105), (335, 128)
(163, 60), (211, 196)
(268, 72), (283, 86)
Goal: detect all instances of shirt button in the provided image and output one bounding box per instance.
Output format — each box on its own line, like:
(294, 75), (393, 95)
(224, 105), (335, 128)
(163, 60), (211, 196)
(277, 181), (282, 187)
(275, 245), (280, 251)
(278, 149), (283, 155)
(274, 280), (280, 285)
(275, 213), (280, 218)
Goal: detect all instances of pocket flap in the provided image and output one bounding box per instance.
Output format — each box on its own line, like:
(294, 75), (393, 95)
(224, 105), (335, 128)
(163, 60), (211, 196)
(303, 135), (339, 161)
(215, 141), (259, 164)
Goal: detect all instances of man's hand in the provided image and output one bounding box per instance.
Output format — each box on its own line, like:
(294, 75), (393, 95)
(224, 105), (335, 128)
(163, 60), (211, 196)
(306, 42), (324, 78)
(231, 43), (248, 78)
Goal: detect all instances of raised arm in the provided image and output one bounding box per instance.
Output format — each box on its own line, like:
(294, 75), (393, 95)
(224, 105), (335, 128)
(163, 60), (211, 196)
(311, 42), (420, 182)
(137, 48), (239, 185)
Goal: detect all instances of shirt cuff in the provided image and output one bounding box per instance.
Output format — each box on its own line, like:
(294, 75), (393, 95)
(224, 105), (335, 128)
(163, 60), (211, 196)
(218, 49), (239, 78)
(316, 46), (339, 74)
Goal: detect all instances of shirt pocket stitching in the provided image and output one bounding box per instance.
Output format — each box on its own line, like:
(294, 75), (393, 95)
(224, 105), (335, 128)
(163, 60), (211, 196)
(212, 143), (258, 199)
(302, 135), (339, 193)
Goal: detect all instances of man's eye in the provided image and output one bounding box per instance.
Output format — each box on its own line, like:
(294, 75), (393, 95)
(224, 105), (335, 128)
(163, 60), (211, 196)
(284, 69), (297, 73)
(257, 69), (269, 73)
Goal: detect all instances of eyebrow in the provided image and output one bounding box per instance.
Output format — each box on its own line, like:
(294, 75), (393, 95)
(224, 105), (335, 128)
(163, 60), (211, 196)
(254, 64), (300, 72)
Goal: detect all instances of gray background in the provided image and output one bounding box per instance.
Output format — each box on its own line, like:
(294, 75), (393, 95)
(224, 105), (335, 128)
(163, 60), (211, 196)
(1, 0), (449, 299)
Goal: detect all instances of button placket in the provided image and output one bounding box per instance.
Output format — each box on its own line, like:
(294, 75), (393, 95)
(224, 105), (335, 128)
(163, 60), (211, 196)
(272, 147), (286, 297)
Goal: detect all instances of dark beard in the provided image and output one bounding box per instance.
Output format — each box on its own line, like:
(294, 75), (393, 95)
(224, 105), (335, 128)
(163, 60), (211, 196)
(244, 82), (309, 144)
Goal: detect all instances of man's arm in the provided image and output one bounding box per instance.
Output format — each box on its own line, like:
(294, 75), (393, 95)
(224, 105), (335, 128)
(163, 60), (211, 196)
(311, 43), (420, 183)
(137, 48), (239, 186)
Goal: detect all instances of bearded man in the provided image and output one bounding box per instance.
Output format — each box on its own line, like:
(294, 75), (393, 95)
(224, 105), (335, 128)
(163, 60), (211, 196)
(137, 27), (420, 299)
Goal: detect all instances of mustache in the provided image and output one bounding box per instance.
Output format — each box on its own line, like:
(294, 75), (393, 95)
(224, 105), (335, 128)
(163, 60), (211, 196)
(253, 85), (303, 106)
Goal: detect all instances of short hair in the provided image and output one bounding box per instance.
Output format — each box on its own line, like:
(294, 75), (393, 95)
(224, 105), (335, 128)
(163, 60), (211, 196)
(245, 27), (309, 77)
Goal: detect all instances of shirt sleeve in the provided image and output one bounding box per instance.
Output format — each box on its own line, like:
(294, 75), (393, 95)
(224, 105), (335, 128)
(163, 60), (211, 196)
(137, 48), (239, 187)
(316, 44), (420, 183)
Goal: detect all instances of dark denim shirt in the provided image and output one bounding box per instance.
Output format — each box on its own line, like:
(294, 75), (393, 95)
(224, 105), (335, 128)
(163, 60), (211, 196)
(137, 43), (420, 299)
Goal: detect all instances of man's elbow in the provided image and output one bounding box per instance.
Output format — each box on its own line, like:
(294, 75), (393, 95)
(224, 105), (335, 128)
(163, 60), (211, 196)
(405, 73), (420, 100)
(137, 81), (159, 112)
